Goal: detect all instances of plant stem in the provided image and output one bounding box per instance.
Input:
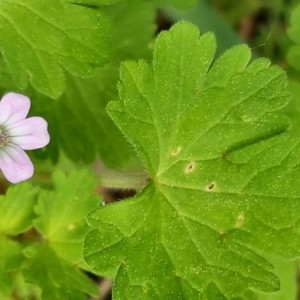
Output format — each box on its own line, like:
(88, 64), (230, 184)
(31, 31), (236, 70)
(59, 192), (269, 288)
(93, 161), (149, 190)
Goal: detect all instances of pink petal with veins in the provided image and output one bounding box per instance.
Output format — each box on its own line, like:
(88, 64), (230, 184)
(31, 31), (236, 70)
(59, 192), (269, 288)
(0, 145), (34, 183)
(0, 93), (30, 125)
(9, 117), (50, 150)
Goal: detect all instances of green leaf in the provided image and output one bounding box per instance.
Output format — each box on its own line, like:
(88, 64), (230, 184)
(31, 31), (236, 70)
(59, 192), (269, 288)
(0, 237), (24, 297)
(255, 258), (297, 300)
(287, 4), (300, 71)
(0, 0), (109, 98)
(0, 183), (38, 235)
(23, 245), (98, 300)
(34, 169), (99, 265)
(31, 70), (138, 166)
(84, 22), (299, 299)
(100, 0), (155, 62)
(29, 0), (155, 167)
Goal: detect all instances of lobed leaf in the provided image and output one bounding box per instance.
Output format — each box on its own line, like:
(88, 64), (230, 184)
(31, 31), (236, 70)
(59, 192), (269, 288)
(30, 69), (139, 166)
(28, 0), (155, 167)
(0, 0), (109, 98)
(0, 170), (101, 299)
(0, 183), (38, 235)
(23, 245), (98, 300)
(84, 22), (299, 299)
(34, 169), (100, 265)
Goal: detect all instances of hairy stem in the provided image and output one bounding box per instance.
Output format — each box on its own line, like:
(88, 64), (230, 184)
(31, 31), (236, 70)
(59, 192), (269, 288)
(93, 161), (149, 190)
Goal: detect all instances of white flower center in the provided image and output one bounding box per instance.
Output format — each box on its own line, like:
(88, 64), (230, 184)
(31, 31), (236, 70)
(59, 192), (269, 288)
(0, 128), (9, 147)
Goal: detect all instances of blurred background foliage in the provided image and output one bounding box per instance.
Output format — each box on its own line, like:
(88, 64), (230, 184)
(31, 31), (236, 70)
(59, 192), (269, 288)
(1, 1), (300, 299)
(164, 0), (298, 66)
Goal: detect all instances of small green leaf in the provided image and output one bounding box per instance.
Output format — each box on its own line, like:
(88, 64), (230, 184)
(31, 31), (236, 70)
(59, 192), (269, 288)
(0, 183), (38, 235)
(34, 169), (99, 264)
(84, 22), (298, 299)
(0, 0), (109, 98)
(23, 245), (98, 300)
(0, 237), (24, 297)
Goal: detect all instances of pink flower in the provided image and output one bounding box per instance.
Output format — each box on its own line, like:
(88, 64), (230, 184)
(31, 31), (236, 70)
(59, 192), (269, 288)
(0, 93), (50, 183)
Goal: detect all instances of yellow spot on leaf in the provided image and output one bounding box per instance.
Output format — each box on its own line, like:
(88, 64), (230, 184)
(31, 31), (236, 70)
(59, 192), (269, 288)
(171, 146), (182, 157)
(185, 161), (196, 173)
(205, 181), (216, 192)
(235, 213), (245, 228)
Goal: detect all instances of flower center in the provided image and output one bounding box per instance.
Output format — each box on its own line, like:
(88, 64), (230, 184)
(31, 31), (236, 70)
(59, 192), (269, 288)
(0, 128), (9, 147)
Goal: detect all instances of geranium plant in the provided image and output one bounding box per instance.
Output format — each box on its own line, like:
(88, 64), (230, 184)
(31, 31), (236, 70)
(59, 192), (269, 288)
(1, 1), (300, 299)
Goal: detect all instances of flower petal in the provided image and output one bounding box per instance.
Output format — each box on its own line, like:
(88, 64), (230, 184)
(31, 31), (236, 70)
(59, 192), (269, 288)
(0, 145), (34, 183)
(0, 93), (31, 126)
(8, 117), (50, 150)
